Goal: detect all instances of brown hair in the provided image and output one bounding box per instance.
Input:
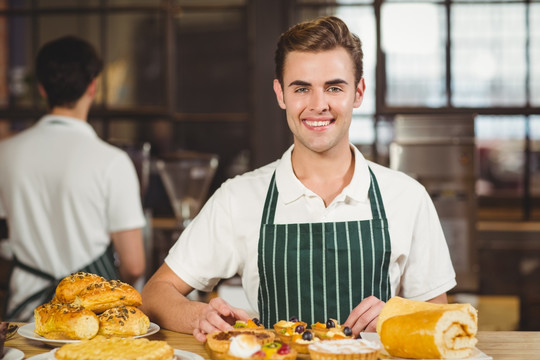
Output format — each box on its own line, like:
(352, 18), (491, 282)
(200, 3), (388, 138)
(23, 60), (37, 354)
(275, 16), (363, 87)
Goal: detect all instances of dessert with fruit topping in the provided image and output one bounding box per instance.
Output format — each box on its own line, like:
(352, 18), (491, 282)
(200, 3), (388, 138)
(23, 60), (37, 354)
(308, 339), (381, 360)
(207, 330), (276, 354)
(273, 317), (307, 334)
(287, 329), (321, 354)
(311, 319), (353, 340)
(234, 318), (265, 330)
(224, 334), (297, 360)
(0, 321), (6, 359)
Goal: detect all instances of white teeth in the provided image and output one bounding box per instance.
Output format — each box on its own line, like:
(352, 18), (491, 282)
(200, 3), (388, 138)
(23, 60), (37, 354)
(305, 120), (331, 127)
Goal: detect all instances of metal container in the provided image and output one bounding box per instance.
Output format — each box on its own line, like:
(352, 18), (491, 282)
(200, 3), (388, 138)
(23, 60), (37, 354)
(390, 114), (478, 292)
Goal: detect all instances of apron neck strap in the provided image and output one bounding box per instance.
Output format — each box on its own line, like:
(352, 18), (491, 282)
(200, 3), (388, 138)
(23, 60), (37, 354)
(261, 166), (386, 225)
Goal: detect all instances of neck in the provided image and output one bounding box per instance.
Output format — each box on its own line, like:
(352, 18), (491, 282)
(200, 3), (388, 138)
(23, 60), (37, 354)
(49, 95), (92, 121)
(291, 142), (355, 207)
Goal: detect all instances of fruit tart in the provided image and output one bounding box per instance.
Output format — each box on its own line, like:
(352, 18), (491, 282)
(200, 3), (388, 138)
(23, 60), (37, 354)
(234, 318), (265, 330)
(287, 330), (321, 354)
(311, 319), (353, 340)
(207, 330), (276, 354)
(224, 334), (297, 360)
(273, 317), (307, 336)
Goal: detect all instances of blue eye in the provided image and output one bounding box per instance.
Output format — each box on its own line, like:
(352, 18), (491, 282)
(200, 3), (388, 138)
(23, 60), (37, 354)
(327, 86), (342, 92)
(295, 87), (309, 93)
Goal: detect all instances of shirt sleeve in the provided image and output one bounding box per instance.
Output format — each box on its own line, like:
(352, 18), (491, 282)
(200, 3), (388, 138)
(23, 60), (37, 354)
(398, 189), (457, 300)
(105, 152), (146, 232)
(165, 185), (241, 292)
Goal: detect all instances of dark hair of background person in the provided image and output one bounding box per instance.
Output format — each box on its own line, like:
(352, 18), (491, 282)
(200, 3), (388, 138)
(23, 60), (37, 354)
(274, 16), (364, 88)
(36, 36), (104, 109)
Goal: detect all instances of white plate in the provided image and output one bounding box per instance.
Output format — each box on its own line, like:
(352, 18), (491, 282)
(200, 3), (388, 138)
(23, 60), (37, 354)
(27, 348), (204, 360)
(2, 347), (24, 360)
(360, 332), (493, 360)
(18, 322), (160, 347)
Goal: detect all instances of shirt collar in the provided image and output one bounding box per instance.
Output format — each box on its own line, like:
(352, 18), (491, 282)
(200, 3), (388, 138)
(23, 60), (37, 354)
(275, 144), (371, 205)
(37, 114), (98, 138)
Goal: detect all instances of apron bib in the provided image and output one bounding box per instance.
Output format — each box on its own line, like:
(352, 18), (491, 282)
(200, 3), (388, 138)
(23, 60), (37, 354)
(257, 167), (391, 328)
(5, 244), (119, 321)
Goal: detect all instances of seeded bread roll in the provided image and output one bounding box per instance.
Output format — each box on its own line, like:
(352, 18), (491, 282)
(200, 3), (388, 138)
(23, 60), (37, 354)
(72, 279), (142, 314)
(55, 272), (106, 303)
(97, 305), (150, 337)
(34, 302), (99, 340)
(54, 335), (174, 360)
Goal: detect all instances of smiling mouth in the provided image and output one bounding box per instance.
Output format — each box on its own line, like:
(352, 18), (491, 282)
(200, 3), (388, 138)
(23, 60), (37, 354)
(304, 119), (334, 127)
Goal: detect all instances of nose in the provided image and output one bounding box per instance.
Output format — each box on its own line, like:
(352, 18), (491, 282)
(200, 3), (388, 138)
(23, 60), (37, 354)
(309, 89), (329, 113)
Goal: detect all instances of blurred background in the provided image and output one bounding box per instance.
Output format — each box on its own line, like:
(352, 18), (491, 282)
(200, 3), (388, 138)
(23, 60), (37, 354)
(0, 0), (539, 330)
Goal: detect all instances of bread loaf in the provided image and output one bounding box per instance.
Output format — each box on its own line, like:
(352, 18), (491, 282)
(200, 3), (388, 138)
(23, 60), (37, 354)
(72, 279), (142, 313)
(377, 297), (478, 359)
(34, 303), (99, 340)
(97, 305), (150, 337)
(55, 272), (106, 303)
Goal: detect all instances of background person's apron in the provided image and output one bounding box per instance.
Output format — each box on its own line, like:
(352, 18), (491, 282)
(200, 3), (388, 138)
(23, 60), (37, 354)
(5, 244), (118, 321)
(257, 168), (391, 328)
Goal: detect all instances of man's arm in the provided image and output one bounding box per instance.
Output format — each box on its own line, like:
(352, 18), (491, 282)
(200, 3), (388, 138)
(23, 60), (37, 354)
(111, 228), (145, 285)
(140, 263), (250, 342)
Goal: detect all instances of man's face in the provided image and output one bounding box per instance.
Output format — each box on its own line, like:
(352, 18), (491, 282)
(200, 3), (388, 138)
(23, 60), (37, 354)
(273, 47), (365, 155)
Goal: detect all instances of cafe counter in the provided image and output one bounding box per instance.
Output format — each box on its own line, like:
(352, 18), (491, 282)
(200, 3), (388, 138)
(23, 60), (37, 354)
(5, 323), (540, 360)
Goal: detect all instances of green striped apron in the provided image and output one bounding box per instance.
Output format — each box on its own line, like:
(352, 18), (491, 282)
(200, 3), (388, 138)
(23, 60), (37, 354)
(5, 244), (119, 321)
(257, 167), (391, 328)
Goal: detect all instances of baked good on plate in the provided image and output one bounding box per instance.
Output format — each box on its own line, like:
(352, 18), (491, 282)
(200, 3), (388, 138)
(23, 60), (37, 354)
(224, 334), (297, 360)
(377, 296), (478, 359)
(207, 330), (276, 353)
(97, 305), (150, 337)
(72, 279), (142, 313)
(55, 272), (106, 303)
(34, 302), (99, 340)
(273, 317), (307, 334)
(54, 335), (174, 360)
(233, 318), (265, 330)
(308, 339), (381, 360)
(311, 319), (353, 340)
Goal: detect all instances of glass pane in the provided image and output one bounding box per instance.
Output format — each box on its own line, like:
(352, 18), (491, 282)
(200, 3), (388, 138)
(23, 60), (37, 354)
(174, 8), (249, 113)
(452, 3), (527, 107)
(7, 16), (34, 107)
(349, 115), (374, 145)
(530, 115), (540, 219)
(297, 0), (372, 4)
(106, 13), (166, 108)
(297, 6), (376, 115)
(382, 3), (446, 107)
(531, 3), (540, 106)
(0, 16), (8, 107)
(476, 115), (525, 220)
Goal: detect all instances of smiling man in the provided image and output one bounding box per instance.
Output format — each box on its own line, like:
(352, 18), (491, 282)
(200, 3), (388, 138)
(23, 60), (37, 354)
(141, 16), (456, 342)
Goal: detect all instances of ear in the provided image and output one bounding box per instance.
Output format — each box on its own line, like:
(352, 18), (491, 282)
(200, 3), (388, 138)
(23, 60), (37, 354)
(353, 78), (366, 108)
(273, 79), (286, 110)
(38, 83), (47, 99)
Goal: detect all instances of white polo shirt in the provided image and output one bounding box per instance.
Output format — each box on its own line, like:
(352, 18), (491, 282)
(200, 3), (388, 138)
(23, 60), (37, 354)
(166, 145), (456, 315)
(0, 115), (146, 320)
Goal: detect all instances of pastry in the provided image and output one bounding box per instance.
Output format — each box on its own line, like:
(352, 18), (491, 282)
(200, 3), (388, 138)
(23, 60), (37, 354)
(377, 297), (478, 359)
(34, 302), (99, 340)
(55, 272), (106, 303)
(311, 319), (353, 340)
(72, 279), (142, 313)
(54, 335), (174, 360)
(233, 318), (265, 330)
(308, 339), (381, 360)
(97, 305), (150, 337)
(273, 317), (306, 334)
(224, 334), (297, 360)
(287, 330), (320, 354)
(207, 330), (276, 354)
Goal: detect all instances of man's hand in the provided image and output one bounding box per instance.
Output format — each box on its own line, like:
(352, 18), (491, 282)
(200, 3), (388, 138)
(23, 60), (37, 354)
(192, 297), (251, 342)
(343, 296), (385, 337)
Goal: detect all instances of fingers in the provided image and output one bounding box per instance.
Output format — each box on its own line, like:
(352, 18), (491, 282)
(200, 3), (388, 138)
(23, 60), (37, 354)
(343, 296), (385, 337)
(193, 297), (250, 341)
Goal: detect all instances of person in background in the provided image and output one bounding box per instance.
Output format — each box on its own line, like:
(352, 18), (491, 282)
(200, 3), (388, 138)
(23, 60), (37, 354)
(0, 36), (146, 321)
(141, 16), (456, 341)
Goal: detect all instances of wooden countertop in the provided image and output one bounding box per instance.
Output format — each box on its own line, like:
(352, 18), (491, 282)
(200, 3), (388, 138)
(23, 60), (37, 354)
(5, 324), (540, 360)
